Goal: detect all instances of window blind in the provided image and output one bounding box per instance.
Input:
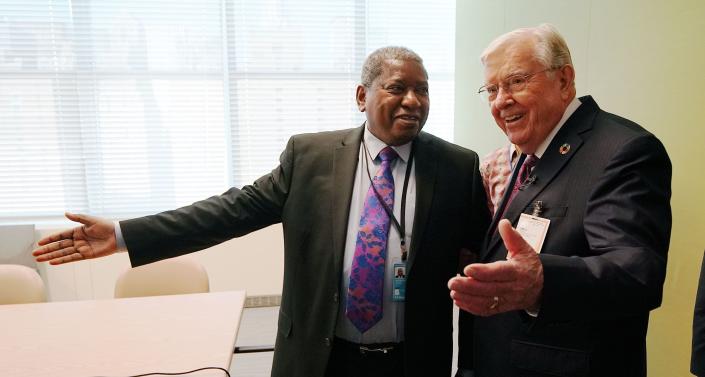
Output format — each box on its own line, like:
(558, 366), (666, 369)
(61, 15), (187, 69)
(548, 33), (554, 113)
(0, 0), (455, 222)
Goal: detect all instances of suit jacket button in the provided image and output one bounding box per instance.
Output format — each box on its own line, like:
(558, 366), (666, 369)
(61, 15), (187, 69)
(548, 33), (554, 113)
(324, 337), (332, 347)
(333, 293), (339, 303)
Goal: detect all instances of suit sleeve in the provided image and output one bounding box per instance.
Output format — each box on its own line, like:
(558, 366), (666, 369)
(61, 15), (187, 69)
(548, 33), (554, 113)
(121, 136), (297, 267)
(693, 251), (705, 376)
(539, 134), (671, 321)
(458, 152), (492, 371)
(464, 152), (491, 259)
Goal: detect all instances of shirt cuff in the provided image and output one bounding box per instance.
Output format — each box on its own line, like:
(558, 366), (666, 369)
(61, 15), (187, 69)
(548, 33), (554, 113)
(525, 307), (540, 317)
(113, 220), (127, 253)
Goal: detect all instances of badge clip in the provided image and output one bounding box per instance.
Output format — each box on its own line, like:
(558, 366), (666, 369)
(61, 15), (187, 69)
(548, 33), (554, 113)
(531, 200), (544, 217)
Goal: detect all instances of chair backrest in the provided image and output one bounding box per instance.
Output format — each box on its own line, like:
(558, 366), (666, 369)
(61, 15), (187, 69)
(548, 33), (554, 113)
(114, 257), (210, 298)
(0, 264), (47, 305)
(0, 224), (37, 268)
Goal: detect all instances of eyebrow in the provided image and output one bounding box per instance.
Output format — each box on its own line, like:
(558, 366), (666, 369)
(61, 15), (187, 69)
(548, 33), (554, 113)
(505, 71), (529, 77)
(384, 79), (428, 86)
(483, 70), (528, 86)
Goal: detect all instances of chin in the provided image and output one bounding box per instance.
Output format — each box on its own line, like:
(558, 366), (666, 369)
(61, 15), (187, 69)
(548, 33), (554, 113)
(506, 129), (528, 145)
(387, 131), (417, 146)
(401, 126), (423, 140)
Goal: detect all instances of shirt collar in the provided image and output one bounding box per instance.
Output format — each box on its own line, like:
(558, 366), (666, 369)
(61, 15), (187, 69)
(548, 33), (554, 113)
(508, 144), (520, 169)
(534, 96), (582, 158)
(363, 125), (412, 163)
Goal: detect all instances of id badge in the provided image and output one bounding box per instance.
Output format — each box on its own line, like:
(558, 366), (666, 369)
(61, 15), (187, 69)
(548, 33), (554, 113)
(516, 213), (550, 253)
(392, 262), (406, 302)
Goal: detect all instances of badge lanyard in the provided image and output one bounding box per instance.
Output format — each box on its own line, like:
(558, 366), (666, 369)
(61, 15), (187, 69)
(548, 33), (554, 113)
(361, 140), (414, 262)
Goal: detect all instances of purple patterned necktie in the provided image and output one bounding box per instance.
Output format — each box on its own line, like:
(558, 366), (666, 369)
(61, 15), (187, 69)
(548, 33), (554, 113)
(498, 154), (538, 221)
(346, 146), (398, 333)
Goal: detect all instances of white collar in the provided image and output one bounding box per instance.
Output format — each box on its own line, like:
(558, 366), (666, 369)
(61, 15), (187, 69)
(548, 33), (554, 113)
(363, 125), (412, 163)
(534, 97), (582, 158)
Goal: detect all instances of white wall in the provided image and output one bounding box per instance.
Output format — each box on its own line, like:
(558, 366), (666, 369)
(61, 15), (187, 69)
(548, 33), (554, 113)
(455, 1), (705, 376)
(37, 224), (284, 301)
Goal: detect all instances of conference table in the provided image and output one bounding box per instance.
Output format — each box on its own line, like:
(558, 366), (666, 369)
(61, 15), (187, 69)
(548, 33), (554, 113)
(0, 290), (246, 377)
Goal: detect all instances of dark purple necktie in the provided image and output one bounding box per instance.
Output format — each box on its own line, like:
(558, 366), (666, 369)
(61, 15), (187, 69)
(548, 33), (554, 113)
(498, 154), (538, 221)
(346, 146), (398, 333)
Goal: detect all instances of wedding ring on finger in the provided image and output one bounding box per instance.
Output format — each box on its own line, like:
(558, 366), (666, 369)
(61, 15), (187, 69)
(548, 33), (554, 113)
(489, 296), (500, 310)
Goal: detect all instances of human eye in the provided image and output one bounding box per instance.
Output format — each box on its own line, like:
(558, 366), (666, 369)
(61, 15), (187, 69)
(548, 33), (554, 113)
(507, 75), (527, 89)
(415, 86), (429, 95)
(485, 85), (499, 95)
(385, 84), (404, 94)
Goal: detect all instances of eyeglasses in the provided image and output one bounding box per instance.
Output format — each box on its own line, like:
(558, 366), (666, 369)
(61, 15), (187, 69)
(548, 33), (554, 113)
(477, 67), (556, 102)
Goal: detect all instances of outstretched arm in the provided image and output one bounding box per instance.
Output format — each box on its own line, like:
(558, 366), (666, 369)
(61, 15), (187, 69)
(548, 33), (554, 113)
(32, 212), (118, 265)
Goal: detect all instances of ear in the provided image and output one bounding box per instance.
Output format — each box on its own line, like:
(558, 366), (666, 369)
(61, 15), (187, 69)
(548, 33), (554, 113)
(356, 85), (367, 112)
(557, 64), (575, 93)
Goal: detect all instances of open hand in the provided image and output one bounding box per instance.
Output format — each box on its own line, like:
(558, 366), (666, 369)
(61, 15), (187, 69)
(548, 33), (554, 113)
(33, 212), (117, 265)
(448, 219), (544, 316)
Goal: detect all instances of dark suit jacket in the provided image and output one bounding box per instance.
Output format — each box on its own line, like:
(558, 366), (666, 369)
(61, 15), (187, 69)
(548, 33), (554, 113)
(693, 251), (705, 376)
(473, 96), (672, 377)
(120, 126), (490, 377)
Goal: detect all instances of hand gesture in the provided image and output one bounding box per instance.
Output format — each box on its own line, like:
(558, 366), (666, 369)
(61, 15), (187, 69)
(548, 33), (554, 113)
(448, 219), (544, 316)
(33, 212), (118, 265)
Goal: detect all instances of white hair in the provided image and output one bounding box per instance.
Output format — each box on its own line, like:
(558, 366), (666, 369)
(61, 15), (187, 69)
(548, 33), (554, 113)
(480, 23), (573, 70)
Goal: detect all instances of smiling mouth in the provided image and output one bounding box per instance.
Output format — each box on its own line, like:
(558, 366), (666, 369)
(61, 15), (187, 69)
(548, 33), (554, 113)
(504, 114), (524, 124)
(396, 114), (420, 122)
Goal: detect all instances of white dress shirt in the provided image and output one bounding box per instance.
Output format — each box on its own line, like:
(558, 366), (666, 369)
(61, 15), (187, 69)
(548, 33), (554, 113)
(334, 126), (416, 344)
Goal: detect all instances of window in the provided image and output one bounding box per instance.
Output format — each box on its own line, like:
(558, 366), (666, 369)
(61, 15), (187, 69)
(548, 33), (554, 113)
(0, 0), (455, 222)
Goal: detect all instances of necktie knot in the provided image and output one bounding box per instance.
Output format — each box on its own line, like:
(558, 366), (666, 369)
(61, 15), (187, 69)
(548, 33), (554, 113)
(377, 146), (398, 162)
(524, 154), (539, 169)
(518, 154), (538, 184)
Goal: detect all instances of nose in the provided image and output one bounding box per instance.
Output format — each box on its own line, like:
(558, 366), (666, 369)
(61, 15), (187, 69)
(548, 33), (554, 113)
(402, 89), (421, 107)
(493, 86), (514, 109)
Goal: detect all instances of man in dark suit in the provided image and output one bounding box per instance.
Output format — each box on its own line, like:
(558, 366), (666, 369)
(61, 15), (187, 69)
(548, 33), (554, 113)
(693, 250), (705, 376)
(449, 24), (671, 377)
(34, 46), (489, 377)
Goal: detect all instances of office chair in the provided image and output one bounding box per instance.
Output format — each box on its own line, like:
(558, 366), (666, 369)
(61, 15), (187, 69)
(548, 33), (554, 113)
(0, 264), (47, 304)
(115, 258), (276, 355)
(114, 257), (210, 298)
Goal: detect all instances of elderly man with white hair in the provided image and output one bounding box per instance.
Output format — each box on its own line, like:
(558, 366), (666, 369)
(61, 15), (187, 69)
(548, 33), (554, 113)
(450, 24), (671, 377)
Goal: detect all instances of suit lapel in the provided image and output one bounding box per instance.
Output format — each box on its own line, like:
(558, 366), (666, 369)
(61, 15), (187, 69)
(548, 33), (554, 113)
(407, 132), (437, 276)
(482, 96), (599, 261)
(331, 126), (364, 275)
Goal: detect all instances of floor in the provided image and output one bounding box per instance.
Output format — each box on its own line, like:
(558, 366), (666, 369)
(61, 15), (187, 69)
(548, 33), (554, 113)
(230, 307), (278, 377)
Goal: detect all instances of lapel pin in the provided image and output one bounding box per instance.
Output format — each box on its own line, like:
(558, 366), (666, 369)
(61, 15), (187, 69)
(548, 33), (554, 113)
(559, 143), (571, 155)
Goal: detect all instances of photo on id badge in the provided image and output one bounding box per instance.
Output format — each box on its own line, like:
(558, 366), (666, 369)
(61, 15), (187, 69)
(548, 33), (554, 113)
(393, 263), (406, 301)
